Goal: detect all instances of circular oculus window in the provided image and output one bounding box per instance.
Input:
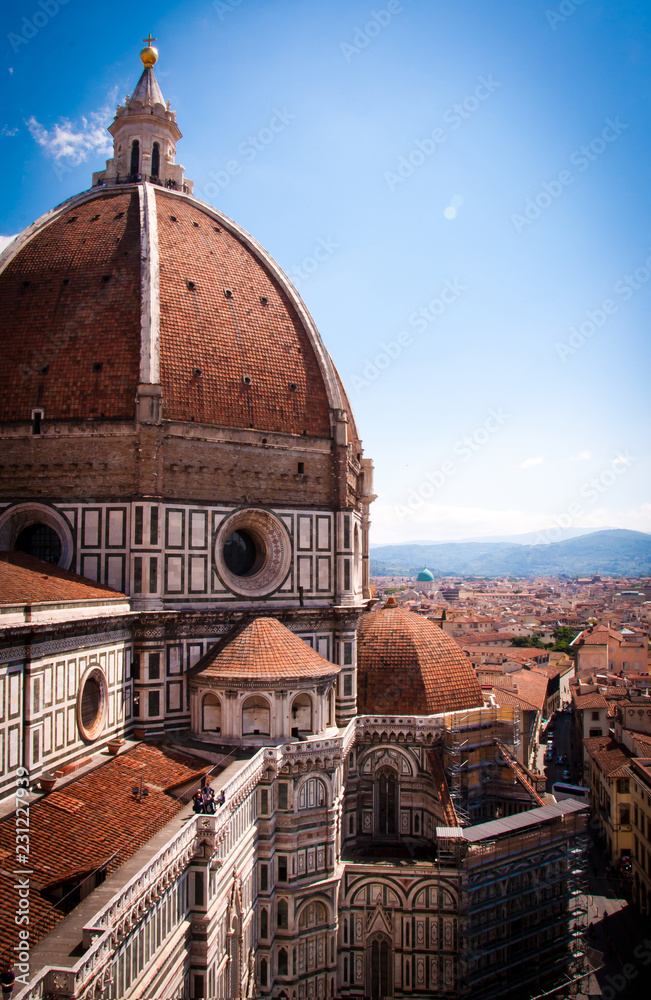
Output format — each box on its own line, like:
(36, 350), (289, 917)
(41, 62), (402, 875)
(77, 667), (108, 742)
(214, 509), (291, 597)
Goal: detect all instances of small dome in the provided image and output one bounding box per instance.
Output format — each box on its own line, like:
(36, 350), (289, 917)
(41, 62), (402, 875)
(416, 568), (435, 582)
(357, 604), (483, 715)
(191, 617), (340, 681)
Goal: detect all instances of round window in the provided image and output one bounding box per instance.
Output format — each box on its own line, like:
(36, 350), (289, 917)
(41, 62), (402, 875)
(223, 529), (264, 577)
(77, 667), (108, 742)
(15, 523), (62, 564)
(214, 509), (291, 597)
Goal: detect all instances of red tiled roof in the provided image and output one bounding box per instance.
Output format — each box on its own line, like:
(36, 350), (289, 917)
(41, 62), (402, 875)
(583, 735), (633, 776)
(457, 631), (518, 645)
(0, 743), (211, 965)
(192, 617), (339, 680)
(0, 552), (126, 604)
(155, 193), (331, 435)
(573, 692), (608, 710)
(357, 605), (484, 715)
(0, 191), (141, 422)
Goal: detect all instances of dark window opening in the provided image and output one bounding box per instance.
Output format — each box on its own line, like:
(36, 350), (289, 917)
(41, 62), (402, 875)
(344, 559), (351, 591)
(31, 411), (42, 435)
(297, 462), (304, 474)
(148, 690), (160, 717)
(134, 507), (143, 546)
(92, 362), (103, 373)
(149, 653), (160, 680)
(150, 507), (159, 545)
(277, 855), (287, 882)
(152, 141), (160, 177)
(15, 523), (61, 564)
(224, 529), (263, 577)
(149, 556), (157, 593)
(130, 140), (140, 177)
(260, 864), (268, 892)
(81, 677), (101, 732)
(278, 948), (288, 976)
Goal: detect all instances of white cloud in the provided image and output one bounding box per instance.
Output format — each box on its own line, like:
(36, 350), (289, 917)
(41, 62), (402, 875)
(519, 456), (544, 469)
(26, 94), (116, 166)
(0, 235), (17, 253)
(1, 125), (18, 137)
(570, 450), (591, 461)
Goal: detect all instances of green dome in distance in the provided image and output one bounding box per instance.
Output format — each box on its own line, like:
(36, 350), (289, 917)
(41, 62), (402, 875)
(416, 568), (434, 582)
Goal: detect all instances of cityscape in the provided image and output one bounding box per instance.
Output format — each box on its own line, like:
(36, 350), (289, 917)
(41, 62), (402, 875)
(1, 2), (650, 999)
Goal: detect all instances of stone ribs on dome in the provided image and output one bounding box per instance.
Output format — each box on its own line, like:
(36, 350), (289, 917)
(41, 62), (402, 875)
(357, 604), (484, 715)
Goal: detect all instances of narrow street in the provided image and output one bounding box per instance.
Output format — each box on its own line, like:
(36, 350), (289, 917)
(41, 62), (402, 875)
(538, 711), (651, 998)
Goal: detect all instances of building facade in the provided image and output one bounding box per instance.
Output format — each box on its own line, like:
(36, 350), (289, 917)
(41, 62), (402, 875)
(0, 44), (588, 1000)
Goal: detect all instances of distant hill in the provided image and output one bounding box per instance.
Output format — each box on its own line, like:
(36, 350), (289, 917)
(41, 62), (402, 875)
(370, 529), (651, 578)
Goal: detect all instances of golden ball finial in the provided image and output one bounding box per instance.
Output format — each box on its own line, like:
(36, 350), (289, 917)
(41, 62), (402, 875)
(140, 34), (158, 67)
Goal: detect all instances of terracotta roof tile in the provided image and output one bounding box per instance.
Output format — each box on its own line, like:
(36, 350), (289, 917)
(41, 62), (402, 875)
(0, 192), (141, 422)
(192, 617), (339, 680)
(583, 736), (633, 776)
(0, 743), (211, 965)
(0, 552), (126, 604)
(156, 193), (331, 436)
(357, 605), (484, 715)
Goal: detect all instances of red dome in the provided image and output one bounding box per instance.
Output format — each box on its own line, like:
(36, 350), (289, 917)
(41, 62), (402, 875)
(0, 185), (341, 436)
(357, 604), (484, 715)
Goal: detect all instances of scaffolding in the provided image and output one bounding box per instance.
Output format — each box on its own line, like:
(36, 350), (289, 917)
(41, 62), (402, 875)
(444, 707), (524, 825)
(461, 808), (589, 1000)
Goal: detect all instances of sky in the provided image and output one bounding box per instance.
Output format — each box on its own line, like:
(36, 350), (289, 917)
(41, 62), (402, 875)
(1, 0), (650, 546)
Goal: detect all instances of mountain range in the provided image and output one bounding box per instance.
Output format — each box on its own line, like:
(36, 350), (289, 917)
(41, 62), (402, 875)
(370, 529), (651, 578)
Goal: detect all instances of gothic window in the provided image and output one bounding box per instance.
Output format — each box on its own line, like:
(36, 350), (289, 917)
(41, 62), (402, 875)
(366, 935), (392, 1000)
(260, 959), (268, 987)
(130, 140), (140, 177)
(260, 908), (268, 939)
(152, 141), (160, 177)
(278, 947), (288, 976)
(343, 917), (348, 943)
(277, 899), (288, 929)
(375, 766), (398, 836)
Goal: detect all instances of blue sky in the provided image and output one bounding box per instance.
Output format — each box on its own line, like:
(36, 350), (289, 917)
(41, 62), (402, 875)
(2, 0), (649, 544)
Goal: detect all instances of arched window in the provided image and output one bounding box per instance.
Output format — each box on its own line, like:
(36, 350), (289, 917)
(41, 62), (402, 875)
(278, 947), (288, 976)
(15, 523), (62, 564)
(375, 766), (398, 836)
(366, 936), (392, 1000)
(343, 917), (348, 944)
(290, 693), (313, 736)
(130, 140), (140, 177)
(277, 898), (288, 929)
(242, 696), (270, 736)
(151, 141), (160, 177)
(298, 901), (328, 930)
(260, 958), (268, 987)
(202, 693), (221, 732)
(298, 777), (327, 810)
(260, 908), (268, 939)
